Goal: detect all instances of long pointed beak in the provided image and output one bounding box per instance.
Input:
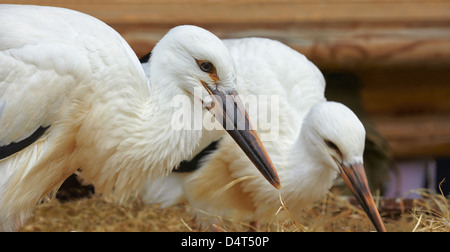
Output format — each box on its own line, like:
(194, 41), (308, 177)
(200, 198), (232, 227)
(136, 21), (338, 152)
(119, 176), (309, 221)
(202, 85), (280, 189)
(338, 162), (386, 232)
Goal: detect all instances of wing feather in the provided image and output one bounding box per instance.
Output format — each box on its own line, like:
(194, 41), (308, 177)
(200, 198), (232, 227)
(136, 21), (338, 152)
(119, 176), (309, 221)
(0, 126), (50, 160)
(0, 48), (76, 146)
(0, 5), (95, 146)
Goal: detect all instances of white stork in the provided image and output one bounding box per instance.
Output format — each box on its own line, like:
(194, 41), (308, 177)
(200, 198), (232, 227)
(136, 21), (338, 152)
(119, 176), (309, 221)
(0, 5), (279, 231)
(141, 38), (386, 232)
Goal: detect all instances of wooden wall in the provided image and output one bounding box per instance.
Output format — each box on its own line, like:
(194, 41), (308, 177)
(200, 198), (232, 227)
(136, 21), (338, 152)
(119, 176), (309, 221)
(4, 0), (450, 158)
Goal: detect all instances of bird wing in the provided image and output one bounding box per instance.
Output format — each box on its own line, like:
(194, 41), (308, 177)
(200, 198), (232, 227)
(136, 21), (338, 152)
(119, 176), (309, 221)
(0, 5), (90, 152)
(220, 38), (326, 179)
(223, 38), (326, 130)
(0, 5), (149, 156)
(0, 43), (75, 151)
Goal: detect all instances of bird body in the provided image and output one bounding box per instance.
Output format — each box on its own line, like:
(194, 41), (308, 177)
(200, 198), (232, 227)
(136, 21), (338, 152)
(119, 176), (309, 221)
(142, 37), (386, 231)
(1, 5), (151, 230)
(169, 102), (360, 223)
(0, 5), (279, 231)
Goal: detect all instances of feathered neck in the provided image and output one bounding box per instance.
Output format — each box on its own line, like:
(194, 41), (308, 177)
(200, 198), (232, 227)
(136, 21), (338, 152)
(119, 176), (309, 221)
(279, 130), (338, 208)
(76, 63), (204, 201)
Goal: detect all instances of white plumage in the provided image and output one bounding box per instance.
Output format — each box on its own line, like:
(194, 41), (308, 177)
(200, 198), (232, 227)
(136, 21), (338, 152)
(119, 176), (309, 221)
(142, 37), (386, 232)
(0, 5), (279, 231)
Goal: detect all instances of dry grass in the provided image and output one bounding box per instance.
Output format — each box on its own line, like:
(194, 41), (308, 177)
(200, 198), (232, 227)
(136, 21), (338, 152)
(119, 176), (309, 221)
(410, 181), (450, 232)
(19, 197), (194, 232)
(19, 188), (449, 232)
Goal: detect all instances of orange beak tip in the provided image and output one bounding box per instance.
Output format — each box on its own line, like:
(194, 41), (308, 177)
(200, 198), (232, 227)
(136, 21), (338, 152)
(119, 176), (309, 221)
(339, 163), (387, 232)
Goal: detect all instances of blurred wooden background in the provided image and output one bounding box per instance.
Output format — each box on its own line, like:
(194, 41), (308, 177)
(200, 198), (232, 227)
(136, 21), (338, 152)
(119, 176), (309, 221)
(4, 0), (450, 158)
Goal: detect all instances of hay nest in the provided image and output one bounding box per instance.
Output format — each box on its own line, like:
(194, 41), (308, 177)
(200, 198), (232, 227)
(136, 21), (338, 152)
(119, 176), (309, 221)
(19, 197), (194, 232)
(20, 188), (449, 232)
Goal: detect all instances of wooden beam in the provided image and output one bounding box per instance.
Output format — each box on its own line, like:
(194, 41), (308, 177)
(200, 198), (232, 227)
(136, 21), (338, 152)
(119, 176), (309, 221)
(358, 68), (450, 158)
(6, 0), (450, 69)
(359, 68), (450, 115)
(371, 114), (450, 158)
(9, 0), (450, 24)
(120, 25), (450, 69)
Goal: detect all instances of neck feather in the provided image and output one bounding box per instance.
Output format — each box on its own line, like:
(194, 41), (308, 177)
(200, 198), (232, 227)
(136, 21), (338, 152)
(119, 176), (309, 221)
(279, 134), (338, 208)
(76, 78), (201, 200)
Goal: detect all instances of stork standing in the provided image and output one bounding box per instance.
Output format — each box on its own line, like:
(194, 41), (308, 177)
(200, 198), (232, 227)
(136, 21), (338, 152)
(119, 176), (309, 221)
(142, 38), (386, 232)
(0, 5), (279, 231)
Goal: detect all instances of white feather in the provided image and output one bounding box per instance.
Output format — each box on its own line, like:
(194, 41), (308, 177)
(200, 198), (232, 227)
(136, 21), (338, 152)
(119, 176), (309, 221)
(141, 174), (187, 208)
(0, 100), (5, 121)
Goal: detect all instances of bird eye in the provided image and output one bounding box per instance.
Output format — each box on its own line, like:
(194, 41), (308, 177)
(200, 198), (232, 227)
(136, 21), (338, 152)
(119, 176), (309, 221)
(324, 140), (339, 151)
(198, 61), (214, 73)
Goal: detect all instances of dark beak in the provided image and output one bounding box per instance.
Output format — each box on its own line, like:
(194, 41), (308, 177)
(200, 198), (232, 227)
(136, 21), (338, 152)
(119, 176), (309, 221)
(202, 85), (280, 189)
(338, 162), (386, 232)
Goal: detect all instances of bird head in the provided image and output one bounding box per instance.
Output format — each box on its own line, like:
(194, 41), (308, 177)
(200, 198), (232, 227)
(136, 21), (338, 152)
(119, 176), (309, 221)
(147, 25), (280, 189)
(150, 25), (237, 97)
(302, 101), (386, 232)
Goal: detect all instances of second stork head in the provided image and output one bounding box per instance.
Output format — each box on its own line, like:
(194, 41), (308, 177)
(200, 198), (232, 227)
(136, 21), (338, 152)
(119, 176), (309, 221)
(302, 102), (386, 232)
